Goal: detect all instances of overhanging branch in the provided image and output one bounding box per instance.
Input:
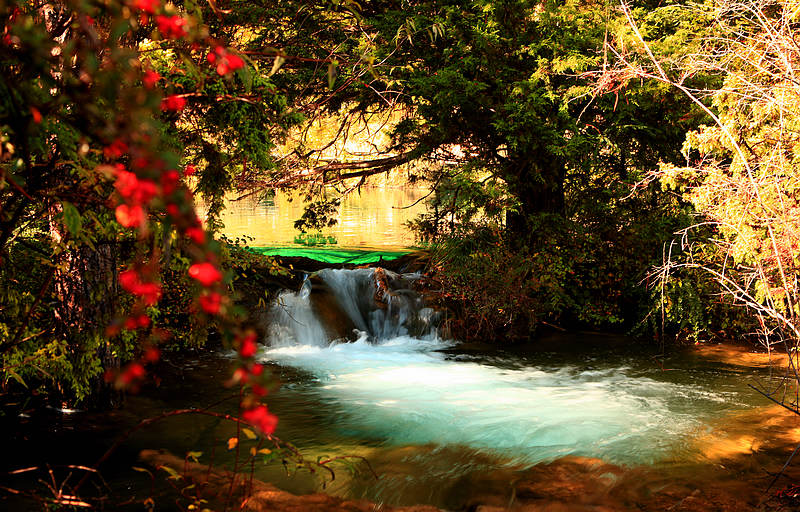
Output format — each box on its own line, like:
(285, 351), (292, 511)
(318, 151), (417, 180)
(262, 149), (420, 188)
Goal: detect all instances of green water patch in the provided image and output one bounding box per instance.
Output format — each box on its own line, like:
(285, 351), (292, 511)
(247, 246), (411, 265)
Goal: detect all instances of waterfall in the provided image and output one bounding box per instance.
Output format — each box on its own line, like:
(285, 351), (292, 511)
(267, 276), (329, 347)
(267, 268), (439, 347)
(259, 269), (756, 474)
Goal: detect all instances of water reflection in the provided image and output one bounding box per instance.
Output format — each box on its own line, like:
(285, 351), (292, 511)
(205, 187), (428, 249)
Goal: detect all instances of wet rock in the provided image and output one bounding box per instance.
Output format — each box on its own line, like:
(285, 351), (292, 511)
(454, 445), (800, 511)
(377, 251), (431, 274)
(308, 276), (358, 341)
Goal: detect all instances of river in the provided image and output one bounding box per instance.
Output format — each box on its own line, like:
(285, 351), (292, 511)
(2, 191), (799, 510)
(207, 187), (429, 249)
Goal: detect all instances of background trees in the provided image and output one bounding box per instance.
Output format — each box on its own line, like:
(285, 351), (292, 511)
(614, 0), (800, 350)
(4, 0), (792, 403)
(317, 0), (714, 339)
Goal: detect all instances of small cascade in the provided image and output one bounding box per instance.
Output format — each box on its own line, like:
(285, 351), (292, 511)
(258, 270), (768, 485)
(267, 276), (329, 347)
(267, 267), (439, 346)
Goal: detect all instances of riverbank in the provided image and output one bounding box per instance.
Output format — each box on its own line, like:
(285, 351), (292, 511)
(3, 338), (800, 511)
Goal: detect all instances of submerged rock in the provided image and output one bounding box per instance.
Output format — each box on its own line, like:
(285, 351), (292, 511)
(139, 449), (440, 512)
(308, 275), (359, 341)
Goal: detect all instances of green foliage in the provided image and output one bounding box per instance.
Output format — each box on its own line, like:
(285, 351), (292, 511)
(293, 198), (340, 233)
(635, 264), (756, 344)
(0, 237), (138, 403)
(0, 0), (278, 405)
(428, 188), (695, 340)
(157, 251), (210, 349)
(378, 0), (718, 341)
(651, 0), (800, 345)
(294, 233), (338, 246)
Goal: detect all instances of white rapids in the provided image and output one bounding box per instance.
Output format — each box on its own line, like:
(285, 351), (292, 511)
(259, 268), (743, 466)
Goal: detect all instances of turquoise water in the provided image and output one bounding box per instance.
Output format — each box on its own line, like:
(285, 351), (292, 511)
(262, 338), (759, 463)
(255, 338), (770, 506)
(0, 341), (775, 511)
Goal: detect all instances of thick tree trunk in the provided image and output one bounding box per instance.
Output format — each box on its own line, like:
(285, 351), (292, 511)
(504, 156), (566, 240)
(50, 210), (123, 409)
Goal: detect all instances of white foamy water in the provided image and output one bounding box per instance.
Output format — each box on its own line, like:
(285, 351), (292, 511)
(260, 269), (740, 466)
(261, 336), (736, 465)
(268, 276), (329, 347)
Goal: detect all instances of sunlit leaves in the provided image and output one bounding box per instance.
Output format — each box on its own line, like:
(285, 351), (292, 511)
(268, 55), (285, 77)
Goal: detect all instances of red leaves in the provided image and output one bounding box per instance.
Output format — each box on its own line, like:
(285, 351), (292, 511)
(199, 292), (222, 314)
(131, 0), (159, 14)
(63, 0), (272, 419)
(119, 269), (139, 291)
(30, 107), (42, 124)
(143, 346), (161, 363)
(161, 170), (180, 196)
(143, 69), (161, 89)
(104, 139), (128, 159)
(90, 9), (270, 426)
(207, 46), (245, 76)
(114, 169), (138, 197)
(233, 367), (249, 383)
(242, 405), (277, 435)
(231, 361), (263, 385)
(113, 163), (161, 231)
(230, 333), (268, 398)
(115, 204), (146, 228)
(115, 169), (158, 204)
(189, 262), (222, 286)
(239, 334), (258, 358)
(186, 226), (205, 244)
(124, 314), (151, 330)
(133, 180), (158, 203)
(161, 95), (186, 111)
(119, 269), (162, 305)
(120, 362), (146, 385)
(156, 15), (187, 39)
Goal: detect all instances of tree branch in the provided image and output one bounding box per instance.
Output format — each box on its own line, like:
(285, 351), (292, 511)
(264, 149), (421, 188)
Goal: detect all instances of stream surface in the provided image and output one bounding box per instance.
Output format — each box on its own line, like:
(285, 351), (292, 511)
(1, 270), (794, 510)
(0, 333), (788, 510)
(260, 340), (770, 502)
(244, 268), (784, 507)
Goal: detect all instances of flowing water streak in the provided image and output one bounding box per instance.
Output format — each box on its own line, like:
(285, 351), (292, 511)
(262, 269), (743, 467)
(267, 276), (329, 347)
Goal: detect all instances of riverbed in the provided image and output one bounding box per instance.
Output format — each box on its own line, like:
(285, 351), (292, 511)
(3, 331), (799, 510)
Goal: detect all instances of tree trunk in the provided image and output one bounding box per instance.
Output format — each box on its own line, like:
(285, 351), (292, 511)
(504, 156), (566, 240)
(50, 209), (123, 409)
